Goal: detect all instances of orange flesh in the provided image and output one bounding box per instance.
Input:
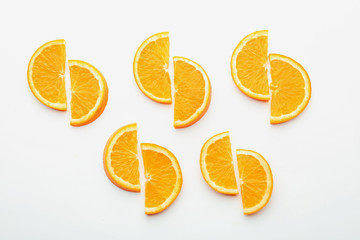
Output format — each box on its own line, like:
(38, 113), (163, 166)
(236, 36), (269, 96)
(137, 37), (171, 101)
(237, 154), (268, 209)
(205, 135), (237, 190)
(69, 65), (100, 120)
(142, 148), (177, 209)
(31, 44), (66, 106)
(174, 60), (206, 122)
(110, 130), (139, 186)
(270, 59), (306, 117)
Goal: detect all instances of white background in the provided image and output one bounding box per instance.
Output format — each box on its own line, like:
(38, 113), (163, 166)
(1, 0), (359, 239)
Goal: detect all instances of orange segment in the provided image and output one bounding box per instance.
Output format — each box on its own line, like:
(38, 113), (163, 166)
(133, 32), (171, 104)
(200, 132), (238, 195)
(173, 56), (211, 128)
(27, 39), (67, 110)
(68, 60), (108, 126)
(141, 143), (182, 215)
(231, 30), (270, 101)
(269, 54), (311, 124)
(237, 149), (273, 215)
(103, 123), (140, 192)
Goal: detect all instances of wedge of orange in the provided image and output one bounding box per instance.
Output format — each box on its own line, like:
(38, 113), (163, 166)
(27, 39), (67, 110)
(103, 123), (140, 192)
(231, 30), (270, 101)
(141, 143), (182, 215)
(200, 132), (238, 195)
(68, 60), (108, 126)
(173, 56), (211, 128)
(269, 54), (311, 124)
(237, 149), (273, 215)
(133, 32), (171, 104)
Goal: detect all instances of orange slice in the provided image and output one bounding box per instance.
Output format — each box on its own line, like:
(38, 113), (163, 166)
(269, 54), (311, 124)
(133, 32), (171, 104)
(231, 30), (270, 101)
(200, 132), (238, 195)
(27, 39), (67, 110)
(237, 149), (273, 215)
(141, 143), (182, 214)
(103, 123), (140, 192)
(68, 60), (108, 126)
(173, 56), (211, 128)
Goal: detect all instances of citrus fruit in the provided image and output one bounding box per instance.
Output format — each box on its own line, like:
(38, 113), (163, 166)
(68, 60), (108, 126)
(133, 32), (171, 104)
(231, 30), (270, 101)
(173, 56), (211, 128)
(103, 123), (140, 192)
(269, 53), (311, 124)
(237, 149), (273, 215)
(27, 39), (67, 110)
(200, 132), (238, 195)
(141, 143), (182, 214)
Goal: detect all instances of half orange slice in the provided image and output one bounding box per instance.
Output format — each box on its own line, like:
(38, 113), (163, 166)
(69, 60), (108, 126)
(231, 30), (270, 101)
(200, 132), (238, 195)
(103, 123), (140, 192)
(141, 143), (182, 214)
(269, 54), (311, 124)
(237, 149), (273, 215)
(133, 32), (171, 104)
(27, 39), (67, 110)
(173, 56), (211, 128)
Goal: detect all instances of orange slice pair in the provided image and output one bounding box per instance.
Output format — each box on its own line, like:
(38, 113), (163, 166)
(133, 32), (211, 128)
(27, 40), (108, 126)
(231, 30), (311, 124)
(200, 132), (273, 215)
(103, 123), (182, 214)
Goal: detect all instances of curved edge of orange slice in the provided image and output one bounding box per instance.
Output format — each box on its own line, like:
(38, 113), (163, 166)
(236, 149), (273, 215)
(68, 60), (108, 126)
(230, 30), (270, 101)
(269, 53), (311, 124)
(173, 56), (211, 128)
(141, 143), (183, 215)
(133, 32), (171, 104)
(103, 123), (140, 192)
(27, 39), (67, 111)
(200, 131), (238, 195)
